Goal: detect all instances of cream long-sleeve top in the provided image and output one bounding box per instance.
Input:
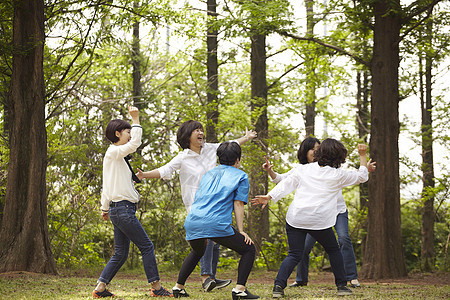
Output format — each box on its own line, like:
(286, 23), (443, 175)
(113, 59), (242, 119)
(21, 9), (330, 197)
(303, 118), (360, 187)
(268, 162), (368, 230)
(157, 142), (221, 212)
(272, 164), (348, 215)
(100, 125), (142, 211)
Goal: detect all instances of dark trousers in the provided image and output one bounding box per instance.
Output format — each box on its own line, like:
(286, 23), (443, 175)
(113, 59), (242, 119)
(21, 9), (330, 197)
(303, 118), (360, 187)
(274, 222), (347, 288)
(177, 228), (255, 286)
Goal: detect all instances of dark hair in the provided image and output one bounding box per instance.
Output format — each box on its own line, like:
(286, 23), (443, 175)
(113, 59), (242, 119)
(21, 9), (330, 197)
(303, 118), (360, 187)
(217, 142), (241, 166)
(177, 120), (204, 149)
(314, 138), (347, 168)
(297, 137), (321, 164)
(105, 119), (132, 143)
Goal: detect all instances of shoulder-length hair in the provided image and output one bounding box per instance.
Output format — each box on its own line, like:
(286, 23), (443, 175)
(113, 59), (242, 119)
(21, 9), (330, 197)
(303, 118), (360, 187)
(314, 138), (347, 168)
(176, 120), (204, 149)
(297, 137), (321, 165)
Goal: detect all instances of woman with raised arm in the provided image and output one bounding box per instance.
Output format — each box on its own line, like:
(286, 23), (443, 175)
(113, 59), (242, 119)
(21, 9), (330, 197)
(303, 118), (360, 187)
(253, 139), (370, 298)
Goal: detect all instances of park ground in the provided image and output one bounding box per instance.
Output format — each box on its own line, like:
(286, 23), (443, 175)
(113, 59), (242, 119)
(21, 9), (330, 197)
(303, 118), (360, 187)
(0, 269), (448, 299)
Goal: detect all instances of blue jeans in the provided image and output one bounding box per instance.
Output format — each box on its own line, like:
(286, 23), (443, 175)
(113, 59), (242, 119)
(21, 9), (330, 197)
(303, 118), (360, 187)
(200, 239), (220, 277)
(275, 222), (346, 289)
(295, 210), (358, 282)
(98, 201), (160, 284)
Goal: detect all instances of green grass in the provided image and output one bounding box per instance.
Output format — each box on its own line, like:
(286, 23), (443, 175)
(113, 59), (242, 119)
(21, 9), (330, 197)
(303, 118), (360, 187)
(0, 269), (448, 299)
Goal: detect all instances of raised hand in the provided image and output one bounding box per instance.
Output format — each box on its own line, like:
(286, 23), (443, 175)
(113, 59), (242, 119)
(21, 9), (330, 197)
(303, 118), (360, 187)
(262, 156), (273, 172)
(251, 195), (270, 210)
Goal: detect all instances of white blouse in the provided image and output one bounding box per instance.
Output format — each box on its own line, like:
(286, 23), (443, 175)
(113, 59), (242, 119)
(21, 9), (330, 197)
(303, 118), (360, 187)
(157, 143), (221, 212)
(101, 125), (142, 211)
(272, 164), (348, 215)
(268, 162), (368, 230)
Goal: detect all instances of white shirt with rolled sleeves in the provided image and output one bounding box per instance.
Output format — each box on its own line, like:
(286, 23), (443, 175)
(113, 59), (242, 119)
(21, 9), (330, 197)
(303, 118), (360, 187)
(100, 125), (142, 211)
(268, 162), (368, 230)
(157, 142), (223, 212)
(272, 164), (348, 215)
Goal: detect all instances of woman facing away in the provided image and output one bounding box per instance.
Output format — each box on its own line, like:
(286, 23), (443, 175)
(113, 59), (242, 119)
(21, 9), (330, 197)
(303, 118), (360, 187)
(172, 142), (259, 299)
(137, 120), (256, 292)
(263, 137), (375, 288)
(252, 138), (371, 298)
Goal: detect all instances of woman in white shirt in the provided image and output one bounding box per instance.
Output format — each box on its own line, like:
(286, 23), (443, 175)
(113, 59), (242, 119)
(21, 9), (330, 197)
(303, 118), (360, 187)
(264, 137), (374, 289)
(138, 120), (256, 292)
(252, 139), (369, 298)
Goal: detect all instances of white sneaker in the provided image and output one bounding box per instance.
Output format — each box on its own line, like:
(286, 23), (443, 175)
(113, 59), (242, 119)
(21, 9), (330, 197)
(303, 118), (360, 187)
(350, 279), (360, 288)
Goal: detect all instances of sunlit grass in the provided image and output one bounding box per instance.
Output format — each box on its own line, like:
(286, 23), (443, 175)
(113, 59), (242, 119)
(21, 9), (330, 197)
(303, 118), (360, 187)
(0, 269), (448, 299)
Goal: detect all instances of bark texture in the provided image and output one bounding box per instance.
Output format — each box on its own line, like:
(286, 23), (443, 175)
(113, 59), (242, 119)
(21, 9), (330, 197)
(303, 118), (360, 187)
(0, 0), (57, 274)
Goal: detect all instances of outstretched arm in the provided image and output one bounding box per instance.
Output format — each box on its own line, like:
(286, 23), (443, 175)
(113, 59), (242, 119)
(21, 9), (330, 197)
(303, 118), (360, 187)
(236, 128), (257, 145)
(251, 195), (271, 210)
(136, 168), (161, 180)
(234, 200), (254, 245)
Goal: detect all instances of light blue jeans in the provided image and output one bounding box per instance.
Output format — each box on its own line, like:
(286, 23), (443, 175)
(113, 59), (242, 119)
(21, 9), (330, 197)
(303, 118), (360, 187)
(295, 210), (358, 282)
(200, 239), (220, 277)
(99, 201), (160, 284)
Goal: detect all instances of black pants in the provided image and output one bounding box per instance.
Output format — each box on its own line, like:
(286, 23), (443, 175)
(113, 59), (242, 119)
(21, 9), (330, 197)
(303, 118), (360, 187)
(177, 228), (256, 286)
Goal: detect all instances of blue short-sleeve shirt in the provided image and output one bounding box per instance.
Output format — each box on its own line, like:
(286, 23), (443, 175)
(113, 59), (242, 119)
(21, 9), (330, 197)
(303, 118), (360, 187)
(184, 164), (249, 240)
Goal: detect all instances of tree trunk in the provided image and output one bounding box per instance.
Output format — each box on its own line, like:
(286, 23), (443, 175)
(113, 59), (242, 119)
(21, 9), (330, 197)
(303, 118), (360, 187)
(304, 0), (316, 136)
(206, 0), (219, 143)
(132, 2), (142, 110)
(420, 17), (435, 271)
(361, 0), (407, 279)
(0, 0), (57, 274)
(248, 33), (269, 253)
(356, 70), (370, 260)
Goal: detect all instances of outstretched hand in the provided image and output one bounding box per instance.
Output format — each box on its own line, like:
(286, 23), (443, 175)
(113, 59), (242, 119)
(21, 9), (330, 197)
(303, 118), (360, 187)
(251, 195), (270, 209)
(367, 159), (376, 172)
(136, 168), (144, 181)
(262, 156), (273, 172)
(245, 127), (257, 140)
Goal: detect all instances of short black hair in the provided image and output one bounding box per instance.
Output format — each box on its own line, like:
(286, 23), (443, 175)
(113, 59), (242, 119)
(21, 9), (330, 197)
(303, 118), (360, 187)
(217, 142), (241, 166)
(105, 119), (132, 143)
(314, 138), (347, 168)
(177, 120), (204, 150)
(297, 137), (321, 165)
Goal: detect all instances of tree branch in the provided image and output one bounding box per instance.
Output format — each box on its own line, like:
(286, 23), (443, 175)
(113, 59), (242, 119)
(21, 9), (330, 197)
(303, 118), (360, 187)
(277, 30), (369, 67)
(267, 62), (304, 91)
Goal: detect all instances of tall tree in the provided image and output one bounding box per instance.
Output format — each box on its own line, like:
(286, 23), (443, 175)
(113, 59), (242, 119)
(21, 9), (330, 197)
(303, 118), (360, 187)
(248, 31), (269, 251)
(0, 0), (57, 273)
(419, 14), (435, 272)
(362, 0), (407, 278)
(206, 0), (219, 142)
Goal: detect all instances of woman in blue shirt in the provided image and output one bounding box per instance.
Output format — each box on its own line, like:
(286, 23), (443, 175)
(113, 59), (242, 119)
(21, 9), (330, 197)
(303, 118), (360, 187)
(172, 142), (259, 300)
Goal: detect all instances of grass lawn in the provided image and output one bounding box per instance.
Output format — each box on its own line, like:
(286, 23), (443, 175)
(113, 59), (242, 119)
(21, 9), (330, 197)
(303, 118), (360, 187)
(0, 268), (448, 299)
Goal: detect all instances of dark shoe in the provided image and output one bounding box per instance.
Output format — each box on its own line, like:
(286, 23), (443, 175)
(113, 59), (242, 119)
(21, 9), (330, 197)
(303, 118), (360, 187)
(215, 278), (232, 289)
(337, 286), (353, 296)
(172, 287), (189, 298)
(349, 279), (360, 288)
(92, 289), (115, 298)
(289, 281), (307, 287)
(232, 288), (260, 299)
(272, 285), (284, 298)
(202, 277), (216, 292)
(150, 286), (173, 297)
